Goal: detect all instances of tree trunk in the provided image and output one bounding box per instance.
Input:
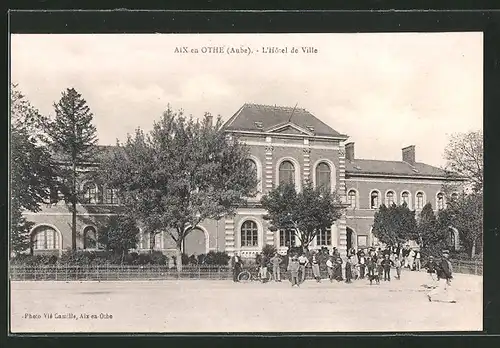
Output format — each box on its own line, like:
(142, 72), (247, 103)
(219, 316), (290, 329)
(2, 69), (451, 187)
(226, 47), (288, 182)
(176, 244), (183, 272)
(71, 158), (77, 250)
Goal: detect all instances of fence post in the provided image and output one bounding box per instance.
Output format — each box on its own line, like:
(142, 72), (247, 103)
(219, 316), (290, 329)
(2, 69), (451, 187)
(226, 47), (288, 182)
(474, 262), (478, 275)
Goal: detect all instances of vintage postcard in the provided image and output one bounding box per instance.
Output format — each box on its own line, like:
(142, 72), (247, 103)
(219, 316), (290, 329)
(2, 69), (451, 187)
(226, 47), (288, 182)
(9, 32), (483, 333)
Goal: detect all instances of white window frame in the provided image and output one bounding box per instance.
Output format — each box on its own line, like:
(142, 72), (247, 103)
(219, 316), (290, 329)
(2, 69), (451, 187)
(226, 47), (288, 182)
(239, 218), (262, 249)
(436, 192), (445, 210)
(82, 225), (98, 250)
(312, 159), (337, 193)
(415, 191), (426, 211)
(346, 188), (359, 209)
(369, 189), (381, 210)
(385, 189), (397, 207)
(400, 190), (412, 209)
(275, 157), (301, 192)
(30, 224), (62, 251)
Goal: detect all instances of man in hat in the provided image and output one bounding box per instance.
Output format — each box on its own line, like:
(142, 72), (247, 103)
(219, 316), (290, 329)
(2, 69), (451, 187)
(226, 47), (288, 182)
(231, 252), (242, 282)
(428, 250), (456, 303)
(298, 252), (309, 283)
(270, 252), (283, 282)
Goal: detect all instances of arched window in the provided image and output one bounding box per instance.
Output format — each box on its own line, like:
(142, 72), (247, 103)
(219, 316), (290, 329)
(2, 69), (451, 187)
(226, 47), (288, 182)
(83, 226), (97, 249)
(401, 191), (410, 206)
(104, 187), (119, 205)
(279, 161), (295, 185)
(416, 192), (424, 210)
(316, 227), (332, 246)
(246, 159), (258, 191)
(241, 220), (258, 247)
(370, 191), (380, 209)
(347, 190), (357, 208)
(386, 191), (395, 206)
(83, 182), (98, 204)
(32, 226), (59, 250)
(279, 229), (296, 247)
(154, 233), (162, 249)
(437, 192), (445, 210)
(315, 162), (331, 193)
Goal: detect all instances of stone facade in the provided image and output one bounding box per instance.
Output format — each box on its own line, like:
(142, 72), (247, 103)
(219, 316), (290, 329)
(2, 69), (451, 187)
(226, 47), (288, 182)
(23, 103), (462, 258)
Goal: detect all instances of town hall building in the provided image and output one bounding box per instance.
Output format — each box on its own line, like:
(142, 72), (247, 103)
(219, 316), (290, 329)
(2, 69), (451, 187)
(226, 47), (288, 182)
(24, 103), (462, 259)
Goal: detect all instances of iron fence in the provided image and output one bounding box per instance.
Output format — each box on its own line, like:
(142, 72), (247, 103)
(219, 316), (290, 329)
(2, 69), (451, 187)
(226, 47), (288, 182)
(450, 259), (483, 276)
(9, 260), (482, 281)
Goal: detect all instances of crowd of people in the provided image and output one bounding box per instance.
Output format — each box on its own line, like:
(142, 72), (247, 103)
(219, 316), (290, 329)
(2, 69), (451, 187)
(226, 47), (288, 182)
(230, 245), (456, 303)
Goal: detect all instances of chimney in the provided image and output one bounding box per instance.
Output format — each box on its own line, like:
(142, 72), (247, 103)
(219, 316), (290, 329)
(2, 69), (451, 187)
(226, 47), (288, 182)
(402, 145), (416, 166)
(205, 113), (213, 127)
(345, 142), (355, 161)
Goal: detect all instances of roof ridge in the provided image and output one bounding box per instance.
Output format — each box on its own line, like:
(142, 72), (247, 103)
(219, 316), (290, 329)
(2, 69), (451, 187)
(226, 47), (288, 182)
(245, 103), (307, 111)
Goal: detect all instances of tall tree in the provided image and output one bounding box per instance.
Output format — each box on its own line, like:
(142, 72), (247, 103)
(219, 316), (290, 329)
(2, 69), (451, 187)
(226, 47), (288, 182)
(10, 84), (55, 254)
(446, 191), (482, 258)
(444, 130), (483, 193)
(261, 182), (344, 252)
(46, 88), (98, 250)
(97, 215), (140, 262)
(417, 203), (448, 257)
(99, 107), (257, 271)
(372, 203), (417, 248)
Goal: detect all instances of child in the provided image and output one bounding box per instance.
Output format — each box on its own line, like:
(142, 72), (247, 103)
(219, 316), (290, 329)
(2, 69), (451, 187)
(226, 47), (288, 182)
(377, 256), (384, 282)
(310, 251), (321, 283)
(326, 256), (334, 282)
(345, 256), (353, 283)
(289, 256), (300, 287)
(394, 254), (402, 280)
(381, 254), (394, 281)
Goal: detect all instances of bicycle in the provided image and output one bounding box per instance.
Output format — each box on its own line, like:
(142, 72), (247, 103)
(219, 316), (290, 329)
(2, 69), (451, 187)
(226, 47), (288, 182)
(237, 265), (273, 283)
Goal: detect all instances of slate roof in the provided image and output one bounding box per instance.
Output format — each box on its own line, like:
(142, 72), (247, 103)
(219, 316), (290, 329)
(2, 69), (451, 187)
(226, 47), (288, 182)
(223, 103), (347, 138)
(345, 159), (458, 179)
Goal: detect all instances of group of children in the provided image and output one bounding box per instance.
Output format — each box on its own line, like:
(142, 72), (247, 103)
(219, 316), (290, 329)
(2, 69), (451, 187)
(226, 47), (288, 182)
(282, 247), (406, 287)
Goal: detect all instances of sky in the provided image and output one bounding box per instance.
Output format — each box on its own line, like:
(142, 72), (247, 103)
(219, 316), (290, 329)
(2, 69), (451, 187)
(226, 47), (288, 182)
(10, 33), (483, 168)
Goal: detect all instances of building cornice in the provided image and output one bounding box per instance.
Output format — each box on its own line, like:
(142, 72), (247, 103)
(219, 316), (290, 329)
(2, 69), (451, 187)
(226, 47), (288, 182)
(225, 129), (349, 141)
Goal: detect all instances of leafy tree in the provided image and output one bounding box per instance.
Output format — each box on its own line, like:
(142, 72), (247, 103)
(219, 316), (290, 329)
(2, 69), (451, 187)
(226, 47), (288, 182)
(99, 106), (257, 271)
(261, 182), (343, 252)
(46, 88), (98, 250)
(261, 244), (278, 259)
(372, 203), (417, 248)
(417, 203), (448, 257)
(446, 191), (482, 258)
(10, 84), (56, 254)
(444, 130), (483, 193)
(97, 215), (140, 262)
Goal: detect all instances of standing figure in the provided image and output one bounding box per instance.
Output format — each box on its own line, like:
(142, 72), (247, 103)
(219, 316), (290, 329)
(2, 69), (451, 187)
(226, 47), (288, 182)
(259, 253), (268, 282)
(424, 256), (439, 288)
(415, 250), (421, 271)
(366, 257), (377, 285)
(289, 256), (300, 287)
(428, 250), (456, 303)
(377, 256), (384, 281)
(381, 254), (394, 281)
(231, 253), (242, 282)
(334, 257), (344, 282)
(326, 256), (334, 282)
(358, 252), (366, 279)
(298, 253), (309, 283)
(270, 252), (283, 282)
(345, 256), (353, 283)
(394, 254), (402, 280)
(351, 254), (359, 280)
(408, 248), (415, 271)
(310, 251), (321, 282)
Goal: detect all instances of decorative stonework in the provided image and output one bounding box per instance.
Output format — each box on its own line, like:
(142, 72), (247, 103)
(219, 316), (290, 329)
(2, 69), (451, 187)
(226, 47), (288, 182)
(224, 218), (235, 253)
(303, 147), (311, 181)
(265, 145), (274, 189)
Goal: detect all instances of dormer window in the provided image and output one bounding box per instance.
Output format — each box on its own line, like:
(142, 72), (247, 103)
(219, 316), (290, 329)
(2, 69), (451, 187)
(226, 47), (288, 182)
(254, 121), (263, 129)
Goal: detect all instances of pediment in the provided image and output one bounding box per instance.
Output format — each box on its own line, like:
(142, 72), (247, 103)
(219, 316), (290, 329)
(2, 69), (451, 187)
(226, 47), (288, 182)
(266, 122), (314, 136)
